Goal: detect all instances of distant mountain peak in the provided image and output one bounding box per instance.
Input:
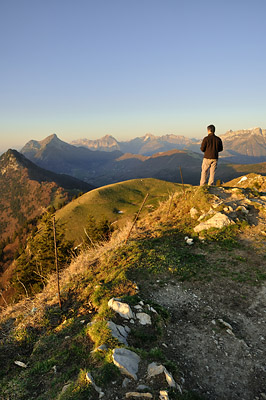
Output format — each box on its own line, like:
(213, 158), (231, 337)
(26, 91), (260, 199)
(143, 133), (155, 141)
(0, 149), (28, 174)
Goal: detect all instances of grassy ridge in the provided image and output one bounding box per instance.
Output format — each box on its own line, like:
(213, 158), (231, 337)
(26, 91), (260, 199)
(55, 178), (182, 244)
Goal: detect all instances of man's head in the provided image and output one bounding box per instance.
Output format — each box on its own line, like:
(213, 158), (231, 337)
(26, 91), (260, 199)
(207, 124), (215, 134)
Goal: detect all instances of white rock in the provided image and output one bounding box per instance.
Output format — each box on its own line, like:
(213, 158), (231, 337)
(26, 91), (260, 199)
(186, 238), (194, 245)
(194, 212), (235, 233)
(108, 298), (134, 319)
(238, 176), (247, 183)
(218, 318), (233, 330)
(122, 377), (131, 388)
(107, 321), (130, 345)
(86, 372), (105, 398)
(190, 207), (199, 218)
(226, 329), (235, 336)
(125, 393), (152, 398)
(137, 384), (151, 391)
(159, 390), (169, 400)
(112, 348), (140, 380)
(164, 369), (177, 388)
(91, 344), (108, 353)
(60, 383), (71, 396)
(134, 305), (143, 310)
(136, 312), (152, 325)
(14, 361), (27, 368)
(147, 362), (165, 378)
(147, 362), (180, 390)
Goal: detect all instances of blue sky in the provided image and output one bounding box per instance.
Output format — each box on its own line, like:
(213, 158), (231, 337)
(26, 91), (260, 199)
(1, 0), (266, 151)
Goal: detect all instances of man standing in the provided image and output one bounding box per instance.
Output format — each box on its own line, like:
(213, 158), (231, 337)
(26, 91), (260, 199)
(200, 124), (223, 186)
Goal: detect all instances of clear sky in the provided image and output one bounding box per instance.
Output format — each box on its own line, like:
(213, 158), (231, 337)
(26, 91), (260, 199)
(1, 0), (266, 151)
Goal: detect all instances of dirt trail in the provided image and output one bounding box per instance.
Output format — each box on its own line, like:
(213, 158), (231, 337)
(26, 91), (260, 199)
(149, 186), (266, 399)
(150, 280), (266, 399)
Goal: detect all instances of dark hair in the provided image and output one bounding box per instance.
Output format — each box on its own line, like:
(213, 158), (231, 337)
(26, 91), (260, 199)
(207, 125), (215, 134)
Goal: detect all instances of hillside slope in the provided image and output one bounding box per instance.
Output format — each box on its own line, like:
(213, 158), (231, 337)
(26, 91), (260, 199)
(0, 149), (93, 241)
(55, 178), (183, 244)
(0, 177), (265, 399)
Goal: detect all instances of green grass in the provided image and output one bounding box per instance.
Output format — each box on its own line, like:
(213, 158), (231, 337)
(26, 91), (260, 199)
(55, 178), (183, 244)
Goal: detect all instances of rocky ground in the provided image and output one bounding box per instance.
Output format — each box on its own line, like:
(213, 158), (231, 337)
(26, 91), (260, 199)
(147, 182), (266, 400)
(105, 182), (266, 399)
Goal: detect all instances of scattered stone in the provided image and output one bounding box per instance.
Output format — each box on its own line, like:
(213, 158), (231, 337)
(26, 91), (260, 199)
(137, 384), (151, 391)
(238, 176), (247, 183)
(150, 307), (157, 314)
(122, 377), (131, 388)
(108, 298), (134, 319)
(86, 372), (105, 399)
(52, 365), (57, 373)
(159, 390), (169, 400)
(59, 383), (71, 397)
(134, 305), (143, 310)
(164, 369), (177, 388)
(218, 318), (233, 331)
(190, 207), (199, 218)
(125, 392), (152, 398)
(91, 344), (108, 353)
(14, 361), (27, 368)
(136, 312), (152, 325)
(147, 362), (165, 378)
(185, 236), (193, 245)
(147, 362), (180, 390)
(260, 393), (266, 400)
(112, 348), (140, 380)
(194, 212), (235, 233)
(107, 321), (130, 345)
(223, 206), (234, 212)
(139, 301), (144, 306)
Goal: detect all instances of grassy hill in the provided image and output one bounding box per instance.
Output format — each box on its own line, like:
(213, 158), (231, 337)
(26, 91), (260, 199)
(1, 178), (266, 399)
(56, 178), (183, 244)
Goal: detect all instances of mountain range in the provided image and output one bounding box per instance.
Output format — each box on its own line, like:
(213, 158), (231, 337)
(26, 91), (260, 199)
(70, 127), (266, 162)
(20, 131), (266, 187)
(21, 134), (204, 186)
(71, 133), (200, 155)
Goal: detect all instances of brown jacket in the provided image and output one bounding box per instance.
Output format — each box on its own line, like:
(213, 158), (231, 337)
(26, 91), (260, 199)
(200, 133), (223, 159)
